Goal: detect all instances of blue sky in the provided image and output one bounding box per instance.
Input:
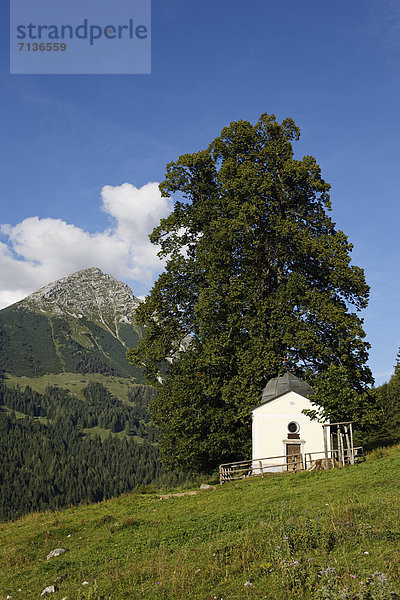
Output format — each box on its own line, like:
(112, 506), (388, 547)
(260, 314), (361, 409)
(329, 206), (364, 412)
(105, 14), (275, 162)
(1, 0), (399, 385)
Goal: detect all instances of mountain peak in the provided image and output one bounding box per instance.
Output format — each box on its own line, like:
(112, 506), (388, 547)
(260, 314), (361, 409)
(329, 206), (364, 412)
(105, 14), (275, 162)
(0, 268), (144, 378)
(76, 266), (104, 276)
(19, 267), (141, 339)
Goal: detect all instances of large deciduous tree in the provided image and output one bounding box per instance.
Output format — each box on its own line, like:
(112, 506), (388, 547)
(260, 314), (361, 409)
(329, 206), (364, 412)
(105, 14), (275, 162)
(128, 113), (372, 472)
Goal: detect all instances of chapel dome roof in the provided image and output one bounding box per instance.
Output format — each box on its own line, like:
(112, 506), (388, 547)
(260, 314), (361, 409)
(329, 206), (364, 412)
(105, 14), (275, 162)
(260, 371), (314, 404)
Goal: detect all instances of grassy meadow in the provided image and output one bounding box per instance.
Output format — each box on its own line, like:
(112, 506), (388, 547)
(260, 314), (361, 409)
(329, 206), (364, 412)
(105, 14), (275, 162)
(4, 373), (138, 405)
(1, 446), (399, 600)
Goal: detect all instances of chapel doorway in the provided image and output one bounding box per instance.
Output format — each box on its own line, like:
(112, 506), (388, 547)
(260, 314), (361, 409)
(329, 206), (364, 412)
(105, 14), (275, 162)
(286, 443), (302, 471)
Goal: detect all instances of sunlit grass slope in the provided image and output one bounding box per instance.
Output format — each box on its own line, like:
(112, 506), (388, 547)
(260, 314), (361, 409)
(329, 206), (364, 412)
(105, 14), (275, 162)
(1, 447), (399, 600)
(4, 372), (140, 405)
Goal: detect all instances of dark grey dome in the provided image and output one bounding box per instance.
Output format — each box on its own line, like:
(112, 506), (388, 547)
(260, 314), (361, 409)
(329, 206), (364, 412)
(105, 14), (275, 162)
(260, 372), (314, 404)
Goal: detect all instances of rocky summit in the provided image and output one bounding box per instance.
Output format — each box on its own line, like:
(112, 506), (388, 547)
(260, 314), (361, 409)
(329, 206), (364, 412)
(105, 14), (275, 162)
(20, 267), (141, 342)
(0, 268), (144, 378)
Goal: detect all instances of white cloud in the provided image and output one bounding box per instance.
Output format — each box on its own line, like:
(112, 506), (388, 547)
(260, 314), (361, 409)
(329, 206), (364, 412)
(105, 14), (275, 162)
(0, 182), (173, 309)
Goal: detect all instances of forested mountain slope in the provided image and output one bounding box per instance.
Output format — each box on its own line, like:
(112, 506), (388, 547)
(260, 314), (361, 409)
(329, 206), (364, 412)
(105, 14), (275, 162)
(0, 381), (162, 521)
(0, 269), (166, 521)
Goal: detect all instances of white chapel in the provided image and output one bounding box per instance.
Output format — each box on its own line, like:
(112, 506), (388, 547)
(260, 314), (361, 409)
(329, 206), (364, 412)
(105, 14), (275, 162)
(251, 372), (328, 472)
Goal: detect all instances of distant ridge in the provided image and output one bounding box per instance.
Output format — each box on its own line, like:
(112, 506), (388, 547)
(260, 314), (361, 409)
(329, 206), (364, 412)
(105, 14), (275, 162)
(0, 267), (144, 378)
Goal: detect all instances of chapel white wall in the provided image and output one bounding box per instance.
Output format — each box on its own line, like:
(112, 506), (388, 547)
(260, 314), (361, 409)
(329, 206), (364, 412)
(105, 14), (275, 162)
(251, 390), (327, 471)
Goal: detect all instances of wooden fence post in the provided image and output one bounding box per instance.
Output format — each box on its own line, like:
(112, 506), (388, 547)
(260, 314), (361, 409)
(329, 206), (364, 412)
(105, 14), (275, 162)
(344, 425), (352, 465)
(349, 423), (355, 465)
(338, 427), (345, 467)
(323, 426), (330, 470)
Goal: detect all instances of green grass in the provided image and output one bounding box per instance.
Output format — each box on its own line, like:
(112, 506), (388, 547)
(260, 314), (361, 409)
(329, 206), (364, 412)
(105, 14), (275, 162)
(0, 405), (48, 424)
(4, 372), (138, 404)
(1, 447), (399, 599)
(80, 425), (145, 443)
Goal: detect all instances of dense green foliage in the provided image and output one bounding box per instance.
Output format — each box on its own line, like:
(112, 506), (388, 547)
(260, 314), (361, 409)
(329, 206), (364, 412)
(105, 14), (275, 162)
(1, 447), (399, 599)
(362, 350), (400, 444)
(0, 307), (143, 379)
(0, 383), (161, 521)
(129, 113), (372, 472)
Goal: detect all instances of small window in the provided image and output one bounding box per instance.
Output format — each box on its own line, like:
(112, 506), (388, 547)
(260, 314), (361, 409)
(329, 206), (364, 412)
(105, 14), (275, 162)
(288, 421), (300, 434)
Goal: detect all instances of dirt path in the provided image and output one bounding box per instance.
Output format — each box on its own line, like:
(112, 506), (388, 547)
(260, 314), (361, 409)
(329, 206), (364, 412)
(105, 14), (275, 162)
(158, 486), (215, 499)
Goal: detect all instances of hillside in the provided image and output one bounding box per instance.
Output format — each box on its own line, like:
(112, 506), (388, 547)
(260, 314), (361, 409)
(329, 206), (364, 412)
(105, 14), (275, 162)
(1, 447), (399, 600)
(0, 381), (162, 521)
(0, 267), (144, 379)
(0, 269), (167, 521)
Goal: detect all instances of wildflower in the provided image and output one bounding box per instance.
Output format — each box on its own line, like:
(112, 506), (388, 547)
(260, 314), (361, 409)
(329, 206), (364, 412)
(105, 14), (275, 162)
(371, 572), (388, 582)
(318, 566), (336, 578)
(363, 551), (369, 555)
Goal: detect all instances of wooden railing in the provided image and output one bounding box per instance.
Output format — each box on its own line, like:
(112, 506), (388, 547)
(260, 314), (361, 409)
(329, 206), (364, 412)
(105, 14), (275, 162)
(304, 447), (365, 470)
(219, 454), (304, 484)
(219, 446), (365, 484)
